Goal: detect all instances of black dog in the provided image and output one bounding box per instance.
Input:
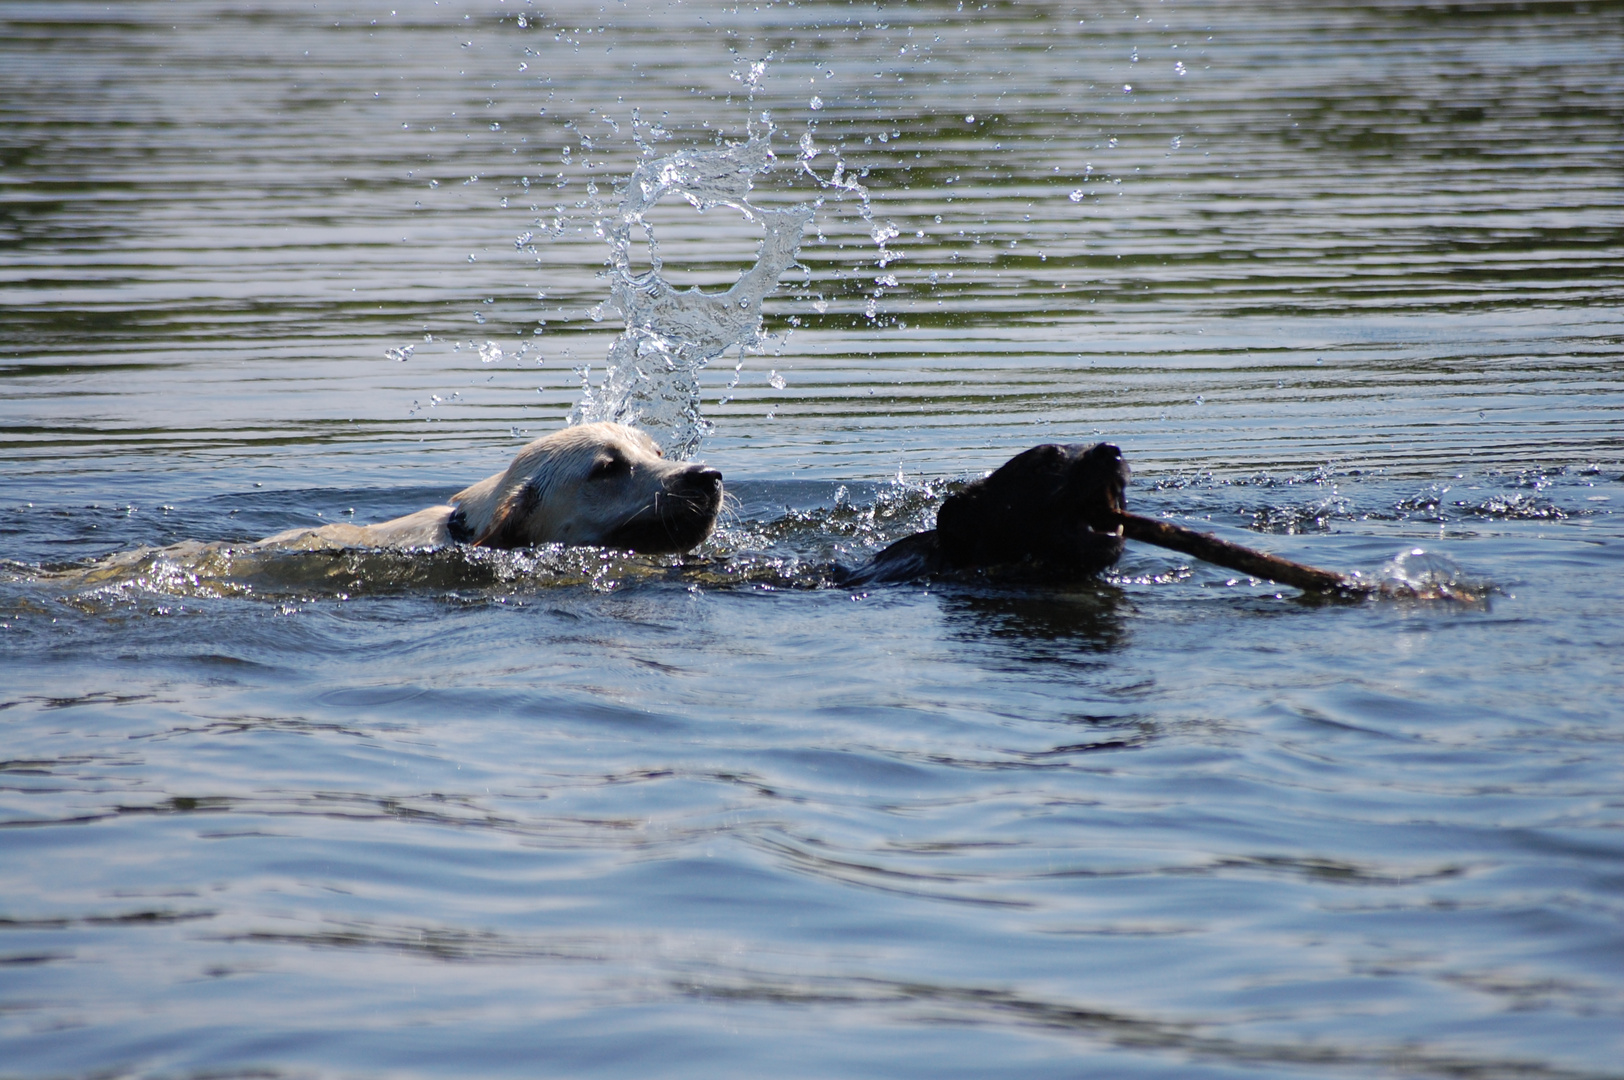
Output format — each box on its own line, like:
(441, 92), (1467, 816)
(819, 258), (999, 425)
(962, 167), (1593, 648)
(840, 442), (1129, 585)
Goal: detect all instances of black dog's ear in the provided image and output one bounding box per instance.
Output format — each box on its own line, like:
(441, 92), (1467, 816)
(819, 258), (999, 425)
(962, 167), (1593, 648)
(936, 444), (1071, 568)
(471, 481), (540, 549)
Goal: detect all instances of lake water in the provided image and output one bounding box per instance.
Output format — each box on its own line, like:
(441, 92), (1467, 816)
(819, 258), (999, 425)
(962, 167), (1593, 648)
(3, 2), (1623, 1077)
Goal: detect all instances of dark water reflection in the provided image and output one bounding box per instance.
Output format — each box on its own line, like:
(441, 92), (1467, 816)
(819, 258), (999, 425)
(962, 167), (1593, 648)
(940, 585), (1127, 654)
(4, 2), (1624, 1079)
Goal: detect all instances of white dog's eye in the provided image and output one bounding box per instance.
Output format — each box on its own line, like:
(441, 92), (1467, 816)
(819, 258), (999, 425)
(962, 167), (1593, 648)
(588, 454), (630, 481)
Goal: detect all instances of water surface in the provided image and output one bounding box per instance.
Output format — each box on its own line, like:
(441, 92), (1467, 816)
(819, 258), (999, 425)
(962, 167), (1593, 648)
(3, 2), (1623, 1078)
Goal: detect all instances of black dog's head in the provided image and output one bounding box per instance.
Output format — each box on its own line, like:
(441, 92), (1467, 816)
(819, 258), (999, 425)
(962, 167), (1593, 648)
(934, 442), (1128, 575)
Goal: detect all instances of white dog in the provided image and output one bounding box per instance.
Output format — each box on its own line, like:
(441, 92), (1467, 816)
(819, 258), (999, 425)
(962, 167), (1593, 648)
(258, 422), (723, 553)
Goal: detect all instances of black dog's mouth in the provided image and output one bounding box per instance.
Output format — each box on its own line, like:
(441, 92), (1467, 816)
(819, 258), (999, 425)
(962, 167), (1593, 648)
(601, 466), (724, 554)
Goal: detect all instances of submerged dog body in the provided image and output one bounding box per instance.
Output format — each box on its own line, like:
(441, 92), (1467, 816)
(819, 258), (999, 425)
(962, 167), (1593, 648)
(255, 431), (1121, 583)
(843, 442), (1129, 585)
(258, 422), (723, 554)
(74, 432), (1133, 593)
(78, 430), (1366, 596)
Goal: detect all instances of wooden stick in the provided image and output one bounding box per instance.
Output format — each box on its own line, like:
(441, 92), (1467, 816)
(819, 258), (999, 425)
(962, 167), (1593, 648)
(1109, 510), (1366, 595)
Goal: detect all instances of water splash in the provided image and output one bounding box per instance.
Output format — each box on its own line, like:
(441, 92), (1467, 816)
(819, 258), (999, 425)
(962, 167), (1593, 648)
(1373, 548), (1489, 602)
(42, 540), (705, 602)
(568, 136), (814, 459)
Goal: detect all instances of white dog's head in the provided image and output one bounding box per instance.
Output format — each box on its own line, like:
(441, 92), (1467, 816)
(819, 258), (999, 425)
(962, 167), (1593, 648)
(448, 422), (723, 554)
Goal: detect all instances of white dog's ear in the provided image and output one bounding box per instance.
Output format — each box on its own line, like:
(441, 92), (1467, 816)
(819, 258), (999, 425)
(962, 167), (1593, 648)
(472, 481), (540, 548)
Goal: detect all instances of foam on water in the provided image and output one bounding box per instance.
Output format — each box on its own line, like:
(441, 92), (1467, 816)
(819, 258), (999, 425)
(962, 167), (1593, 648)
(568, 136), (814, 459)
(36, 541), (716, 603)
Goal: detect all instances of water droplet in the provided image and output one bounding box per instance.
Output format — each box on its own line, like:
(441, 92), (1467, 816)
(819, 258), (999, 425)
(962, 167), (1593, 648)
(479, 342), (503, 364)
(769, 371), (786, 390)
(1174, 61), (1187, 76)
(1122, 84), (1133, 93)
(1069, 189), (1085, 202)
(964, 114), (975, 123)
(385, 344), (415, 362)
(809, 95), (824, 110)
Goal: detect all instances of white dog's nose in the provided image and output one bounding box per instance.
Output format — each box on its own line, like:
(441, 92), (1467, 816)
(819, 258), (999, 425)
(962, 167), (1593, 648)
(673, 466), (723, 494)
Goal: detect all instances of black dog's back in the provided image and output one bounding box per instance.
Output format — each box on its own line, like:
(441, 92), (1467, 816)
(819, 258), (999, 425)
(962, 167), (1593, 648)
(841, 443), (1128, 585)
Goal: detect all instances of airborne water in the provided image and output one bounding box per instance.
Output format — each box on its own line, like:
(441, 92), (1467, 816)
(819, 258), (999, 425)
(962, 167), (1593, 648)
(568, 135), (814, 459)
(2, 4), (1623, 1080)
(568, 117), (890, 463)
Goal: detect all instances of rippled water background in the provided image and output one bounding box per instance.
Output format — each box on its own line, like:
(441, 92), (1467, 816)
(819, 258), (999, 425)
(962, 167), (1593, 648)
(3, 2), (1623, 1077)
